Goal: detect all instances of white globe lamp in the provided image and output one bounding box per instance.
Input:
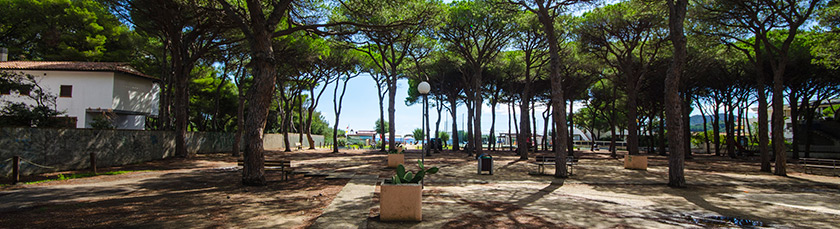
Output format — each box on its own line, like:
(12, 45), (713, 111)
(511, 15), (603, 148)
(418, 81), (430, 95)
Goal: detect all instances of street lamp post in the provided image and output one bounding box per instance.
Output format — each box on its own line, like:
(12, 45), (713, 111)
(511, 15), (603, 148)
(418, 81), (431, 165)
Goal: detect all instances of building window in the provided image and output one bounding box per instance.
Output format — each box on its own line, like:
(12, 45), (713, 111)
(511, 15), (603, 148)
(60, 85), (72, 98)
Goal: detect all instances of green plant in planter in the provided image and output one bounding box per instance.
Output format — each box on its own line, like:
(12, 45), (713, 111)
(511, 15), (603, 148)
(391, 160), (439, 184)
(388, 143), (405, 154)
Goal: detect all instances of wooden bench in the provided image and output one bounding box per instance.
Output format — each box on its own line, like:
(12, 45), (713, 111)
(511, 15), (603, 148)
(800, 158), (839, 176)
(238, 160), (296, 180)
(534, 155), (578, 175)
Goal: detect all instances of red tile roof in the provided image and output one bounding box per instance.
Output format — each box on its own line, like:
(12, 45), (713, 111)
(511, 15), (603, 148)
(0, 61), (158, 81)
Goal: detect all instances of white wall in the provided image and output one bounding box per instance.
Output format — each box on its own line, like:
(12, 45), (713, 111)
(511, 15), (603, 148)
(112, 72), (158, 115)
(0, 70), (115, 128)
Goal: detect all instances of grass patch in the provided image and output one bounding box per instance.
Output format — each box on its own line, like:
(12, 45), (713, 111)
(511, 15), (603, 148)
(23, 170), (152, 185)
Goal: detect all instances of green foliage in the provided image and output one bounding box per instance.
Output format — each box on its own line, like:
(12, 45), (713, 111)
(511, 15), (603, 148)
(0, 103), (64, 127)
(0, 72), (65, 127)
(439, 132), (450, 146)
(412, 128), (424, 141)
(690, 130), (714, 147)
(310, 112), (332, 135)
(188, 65), (239, 131)
(440, 0), (516, 69)
(576, 107), (610, 133)
(823, 104), (839, 119)
(391, 160), (439, 184)
(813, 1), (840, 69)
(0, 0), (139, 61)
(457, 130), (468, 144)
(89, 112), (115, 129)
(375, 118), (389, 134)
(334, 137), (347, 147)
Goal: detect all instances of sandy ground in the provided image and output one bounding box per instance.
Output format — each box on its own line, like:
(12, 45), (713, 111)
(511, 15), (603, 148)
(369, 149), (840, 228)
(1, 148), (839, 228)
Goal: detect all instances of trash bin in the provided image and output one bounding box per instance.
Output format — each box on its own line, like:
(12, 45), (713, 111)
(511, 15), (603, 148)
(477, 153), (493, 175)
(430, 138), (442, 152)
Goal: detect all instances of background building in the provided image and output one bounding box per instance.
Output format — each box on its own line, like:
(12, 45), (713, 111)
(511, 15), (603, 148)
(0, 61), (159, 129)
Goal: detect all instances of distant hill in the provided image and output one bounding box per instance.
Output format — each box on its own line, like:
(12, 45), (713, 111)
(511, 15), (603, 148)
(689, 114), (726, 132)
(689, 114), (728, 125)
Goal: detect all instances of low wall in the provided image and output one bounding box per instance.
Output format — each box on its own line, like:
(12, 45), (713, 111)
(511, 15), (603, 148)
(263, 133), (325, 150)
(0, 128), (229, 176)
(0, 128), (326, 176)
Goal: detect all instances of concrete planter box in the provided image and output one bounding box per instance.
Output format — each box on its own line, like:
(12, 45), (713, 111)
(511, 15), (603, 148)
(624, 155), (648, 170)
(387, 154), (405, 168)
(380, 183), (422, 221)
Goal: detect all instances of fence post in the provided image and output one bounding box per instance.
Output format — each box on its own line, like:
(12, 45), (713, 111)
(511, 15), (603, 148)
(90, 152), (97, 175)
(12, 156), (20, 184)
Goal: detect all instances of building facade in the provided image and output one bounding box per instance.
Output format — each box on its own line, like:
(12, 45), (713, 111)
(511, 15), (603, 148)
(0, 61), (159, 129)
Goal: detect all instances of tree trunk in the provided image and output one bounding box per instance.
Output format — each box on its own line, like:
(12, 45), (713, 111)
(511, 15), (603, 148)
(659, 109), (666, 156)
(803, 97), (826, 158)
(299, 93), (304, 150)
(508, 100), (512, 152)
(713, 102), (721, 156)
(241, 34), (277, 186)
(332, 77), (353, 153)
(610, 85), (618, 158)
(306, 100), (316, 150)
(625, 89), (640, 155)
(648, 113), (655, 154)
(543, 105), (551, 151)
(490, 100), (497, 151)
(172, 36), (191, 158)
(789, 92), (800, 159)
(174, 64), (190, 158)
(233, 94), (245, 157)
(378, 81), (387, 152)
(804, 102), (815, 158)
(281, 88), (292, 152)
(388, 77), (397, 151)
(725, 97), (735, 158)
(519, 87), (531, 159)
(533, 100), (538, 151)
(748, 42), (771, 171)
(568, 100), (575, 155)
(450, 97), (460, 151)
(159, 42), (172, 130)
(513, 100), (519, 154)
(665, 0), (687, 188)
(684, 94), (692, 159)
(758, 80), (771, 172)
(772, 67), (787, 176)
(435, 97), (443, 152)
(537, 5), (569, 178)
(698, 100), (710, 154)
(466, 100), (474, 156)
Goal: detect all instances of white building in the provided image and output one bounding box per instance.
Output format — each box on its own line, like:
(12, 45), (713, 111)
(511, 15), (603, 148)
(0, 61), (159, 129)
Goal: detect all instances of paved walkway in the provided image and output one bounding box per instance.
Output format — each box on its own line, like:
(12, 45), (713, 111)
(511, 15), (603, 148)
(311, 174), (379, 229)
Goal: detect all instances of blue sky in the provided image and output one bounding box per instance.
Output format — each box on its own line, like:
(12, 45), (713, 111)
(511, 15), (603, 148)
(314, 74), (554, 136)
(313, 73), (752, 137)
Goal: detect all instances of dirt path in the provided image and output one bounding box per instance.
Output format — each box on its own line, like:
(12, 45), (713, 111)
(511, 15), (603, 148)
(2, 149), (839, 228)
(0, 156), (347, 228)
